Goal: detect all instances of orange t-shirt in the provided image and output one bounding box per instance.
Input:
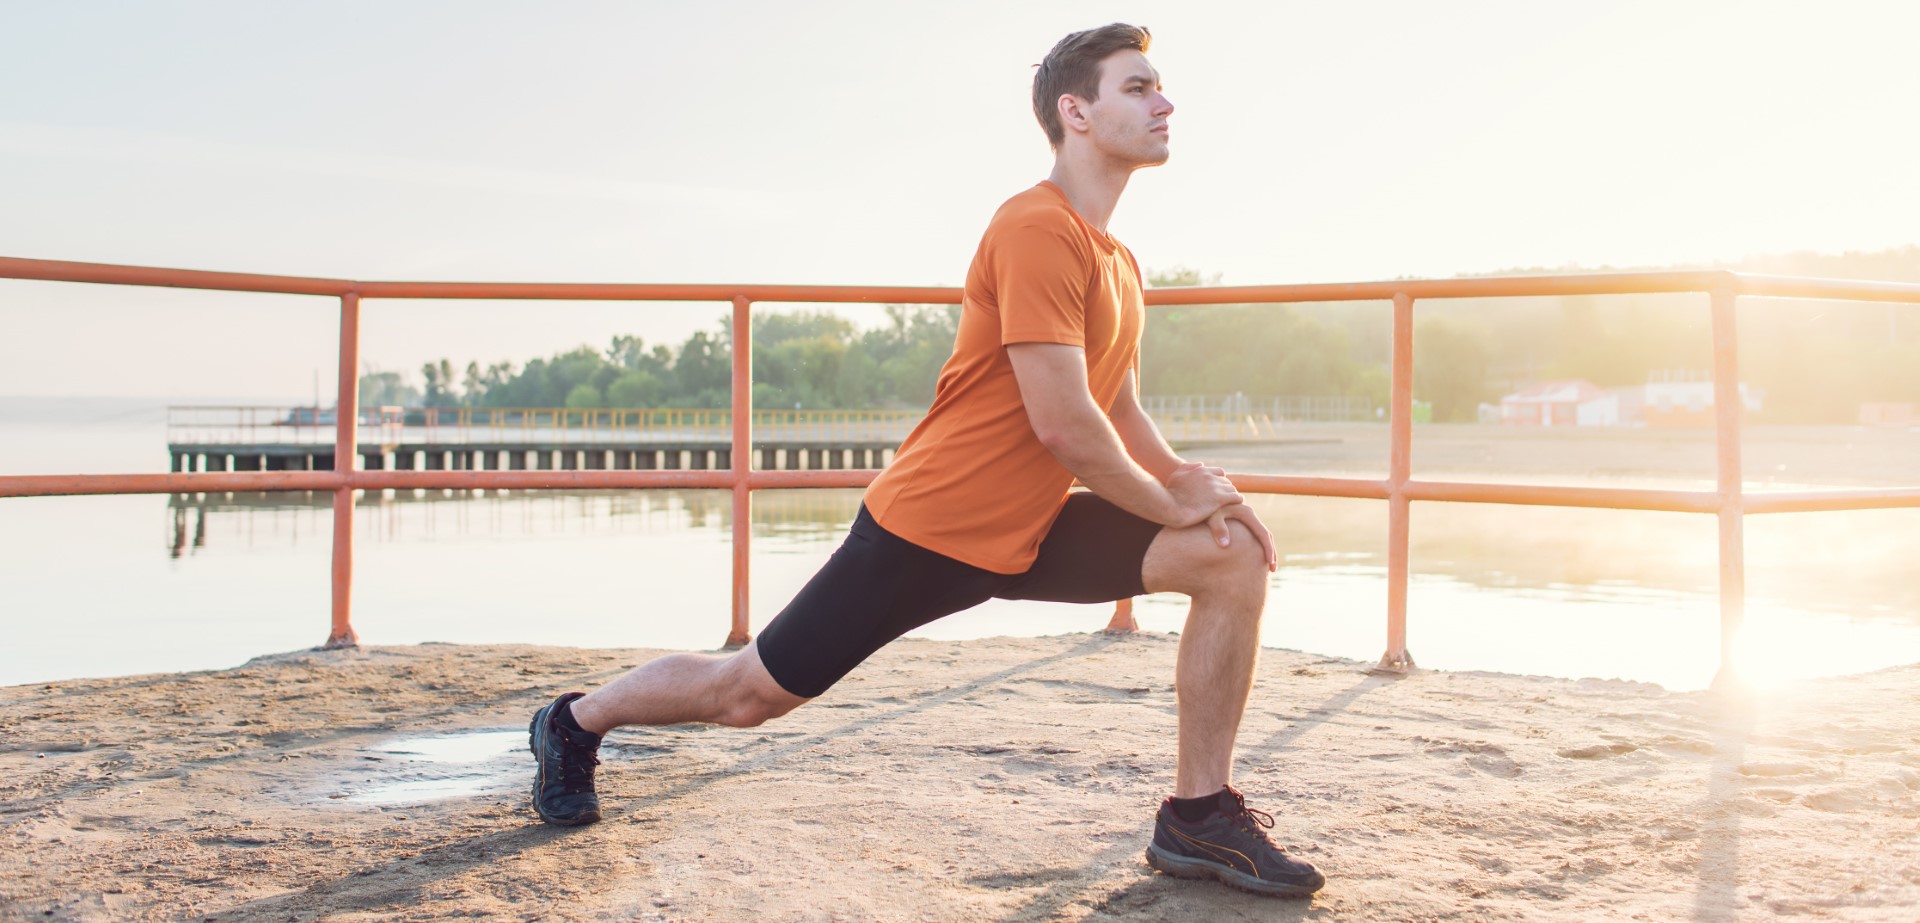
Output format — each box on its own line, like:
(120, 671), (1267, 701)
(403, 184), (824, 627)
(864, 181), (1146, 573)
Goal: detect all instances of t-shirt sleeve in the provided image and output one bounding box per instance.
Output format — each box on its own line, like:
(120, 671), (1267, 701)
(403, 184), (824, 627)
(993, 223), (1090, 348)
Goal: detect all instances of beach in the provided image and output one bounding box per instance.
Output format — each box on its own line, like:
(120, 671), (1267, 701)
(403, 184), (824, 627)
(3, 633), (1916, 921)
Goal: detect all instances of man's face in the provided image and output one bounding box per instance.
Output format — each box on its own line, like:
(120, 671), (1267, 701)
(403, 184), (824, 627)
(1082, 49), (1173, 168)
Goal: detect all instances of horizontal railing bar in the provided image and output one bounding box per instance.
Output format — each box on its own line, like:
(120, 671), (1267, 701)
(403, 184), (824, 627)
(14, 257), (1920, 307)
(745, 470), (876, 489)
(1229, 475), (1391, 500)
(12, 473), (1918, 517)
(355, 471), (737, 491)
(1145, 272), (1746, 305)
(1401, 480), (1722, 513)
(1744, 488), (1920, 514)
(351, 281), (962, 303)
(0, 258), (963, 304)
(0, 469), (881, 498)
(0, 472), (346, 497)
(0, 257), (356, 297)
(1734, 273), (1920, 303)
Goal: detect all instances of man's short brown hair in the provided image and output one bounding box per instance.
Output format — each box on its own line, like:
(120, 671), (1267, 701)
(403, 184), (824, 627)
(1032, 23), (1152, 150)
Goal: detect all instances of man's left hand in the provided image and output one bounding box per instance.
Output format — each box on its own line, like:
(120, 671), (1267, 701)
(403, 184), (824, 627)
(1206, 502), (1278, 573)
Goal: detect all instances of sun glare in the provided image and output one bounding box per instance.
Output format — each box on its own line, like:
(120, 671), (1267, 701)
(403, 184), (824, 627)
(1725, 601), (1920, 692)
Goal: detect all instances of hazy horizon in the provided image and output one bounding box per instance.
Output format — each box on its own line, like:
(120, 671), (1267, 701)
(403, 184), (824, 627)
(6, 1), (1920, 398)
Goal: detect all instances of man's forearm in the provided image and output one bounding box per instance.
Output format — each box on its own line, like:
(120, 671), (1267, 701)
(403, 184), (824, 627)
(1007, 344), (1234, 529)
(1110, 397), (1183, 483)
(1039, 412), (1184, 526)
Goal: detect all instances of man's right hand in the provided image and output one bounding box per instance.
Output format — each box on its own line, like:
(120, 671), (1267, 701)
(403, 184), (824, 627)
(1165, 461), (1243, 528)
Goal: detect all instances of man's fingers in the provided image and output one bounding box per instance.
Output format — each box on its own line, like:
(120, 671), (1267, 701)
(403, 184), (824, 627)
(1207, 509), (1231, 547)
(1222, 503), (1278, 572)
(1253, 521), (1277, 571)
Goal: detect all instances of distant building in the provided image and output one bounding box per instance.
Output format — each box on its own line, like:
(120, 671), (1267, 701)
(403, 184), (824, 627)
(1607, 385), (1646, 426)
(1499, 380), (1617, 427)
(1643, 370), (1760, 428)
(1500, 373), (1760, 428)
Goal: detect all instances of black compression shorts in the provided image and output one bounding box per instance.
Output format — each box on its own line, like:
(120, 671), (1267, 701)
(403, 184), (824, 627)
(755, 492), (1165, 698)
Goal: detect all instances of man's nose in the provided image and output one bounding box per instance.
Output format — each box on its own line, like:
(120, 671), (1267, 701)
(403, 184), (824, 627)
(1153, 92), (1174, 118)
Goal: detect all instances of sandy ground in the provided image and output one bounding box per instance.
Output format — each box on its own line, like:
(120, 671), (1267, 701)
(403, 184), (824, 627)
(3, 634), (1918, 922)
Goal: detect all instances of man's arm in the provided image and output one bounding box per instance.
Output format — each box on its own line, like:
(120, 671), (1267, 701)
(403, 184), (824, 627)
(1107, 369), (1182, 483)
(1007, 344), (1274, 567)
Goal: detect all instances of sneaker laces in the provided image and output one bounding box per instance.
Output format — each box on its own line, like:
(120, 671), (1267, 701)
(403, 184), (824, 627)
(1224, 787), (1278, 842)
(555, 731), (601, 793)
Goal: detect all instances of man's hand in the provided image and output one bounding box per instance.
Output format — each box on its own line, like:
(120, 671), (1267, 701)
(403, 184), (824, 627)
(1165, 461), (1241, 526)
(1207, 502), (1279, 573)
(1167, 462), (1277, 572)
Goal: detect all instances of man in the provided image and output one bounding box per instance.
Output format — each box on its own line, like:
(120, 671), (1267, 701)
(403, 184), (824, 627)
(529, 23), (1325, 899)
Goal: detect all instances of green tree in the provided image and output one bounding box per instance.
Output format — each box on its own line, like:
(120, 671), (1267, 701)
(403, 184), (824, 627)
(744, 310), (862, 408)
(420, 359), (458, 407)
(1147, 265), (1221, 288)
(670, 330), (731, 406)
(564, 383), (603, 409)
(862, 304), (959, 407)
(1142, 302), (1370, 400)
(357, 369), (419, 408)
(1414, 316), (1494, 422)
(608, 335), (672, 377)
(605, 369), (664, 408)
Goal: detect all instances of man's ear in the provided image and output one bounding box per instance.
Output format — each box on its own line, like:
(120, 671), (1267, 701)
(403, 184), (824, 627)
(1056, 94), (1089, 137)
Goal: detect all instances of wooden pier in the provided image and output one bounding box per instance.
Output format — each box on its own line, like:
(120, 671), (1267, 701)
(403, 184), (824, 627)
(162, 403), (1306, 476)
(165, 406), (916, 474)
(167, 441), (894, 473)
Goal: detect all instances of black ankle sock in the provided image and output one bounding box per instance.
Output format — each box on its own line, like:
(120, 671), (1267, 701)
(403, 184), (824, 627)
(554, 698), (596, 740)
(1170, 790), (1224, 823)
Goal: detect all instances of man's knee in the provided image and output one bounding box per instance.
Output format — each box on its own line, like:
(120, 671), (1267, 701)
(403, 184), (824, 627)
(713, 648), (809, 728)
(1216, 520), (1267, 568)
(716, 694), (796, 728)
(1147, 520), (1269, 598)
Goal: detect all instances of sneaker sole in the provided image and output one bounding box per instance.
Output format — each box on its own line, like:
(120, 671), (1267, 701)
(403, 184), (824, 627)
(1145, 843), (1324, 898)
(529, 709), (601, 827)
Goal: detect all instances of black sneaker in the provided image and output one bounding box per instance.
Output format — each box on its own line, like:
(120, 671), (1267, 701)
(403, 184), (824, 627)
(529, 691), (603, 826)
(1145, 785), (1325, 897)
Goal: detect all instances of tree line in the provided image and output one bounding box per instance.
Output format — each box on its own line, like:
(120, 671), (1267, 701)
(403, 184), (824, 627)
(360, 304), (963, 413)
(360, 247), (1920, 424)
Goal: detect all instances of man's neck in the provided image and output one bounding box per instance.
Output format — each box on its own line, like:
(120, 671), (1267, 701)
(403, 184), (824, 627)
(1045, 151), (1134, 234)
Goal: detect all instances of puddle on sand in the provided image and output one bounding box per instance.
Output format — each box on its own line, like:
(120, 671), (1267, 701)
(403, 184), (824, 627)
(335, 729), (527, 806)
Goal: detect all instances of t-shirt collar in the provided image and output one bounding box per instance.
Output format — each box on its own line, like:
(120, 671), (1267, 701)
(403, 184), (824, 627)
(1036, 181), (1120, 255)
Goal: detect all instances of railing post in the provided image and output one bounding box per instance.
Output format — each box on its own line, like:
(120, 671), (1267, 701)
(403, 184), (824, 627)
(1710, 283), (1747, 690)
(326, 292), (361, 649)
(725, 295), (753, 649)
(1377, 292), (1416, 673)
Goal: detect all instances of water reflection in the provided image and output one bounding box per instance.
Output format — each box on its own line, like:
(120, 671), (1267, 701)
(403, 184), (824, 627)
(160, 487), (1920, 632)
(165, 487), (856, 559)
(16, 418), (1915, 690)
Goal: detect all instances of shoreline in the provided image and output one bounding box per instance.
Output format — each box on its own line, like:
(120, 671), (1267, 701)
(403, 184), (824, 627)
(3, 634), (1916, 920)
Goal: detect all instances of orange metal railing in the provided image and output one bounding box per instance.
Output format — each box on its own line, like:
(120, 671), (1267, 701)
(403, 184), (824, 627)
(4, 256), (1919, 682)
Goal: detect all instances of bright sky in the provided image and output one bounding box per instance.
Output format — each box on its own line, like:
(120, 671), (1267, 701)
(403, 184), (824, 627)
(4, 1), (1918, 399)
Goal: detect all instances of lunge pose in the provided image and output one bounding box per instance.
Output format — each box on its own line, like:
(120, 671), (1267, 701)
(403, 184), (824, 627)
(530, 23), (1324, 898)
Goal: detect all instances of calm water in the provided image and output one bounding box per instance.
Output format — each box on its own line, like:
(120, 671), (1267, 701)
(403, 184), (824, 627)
(4, 397), (1918, 691)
